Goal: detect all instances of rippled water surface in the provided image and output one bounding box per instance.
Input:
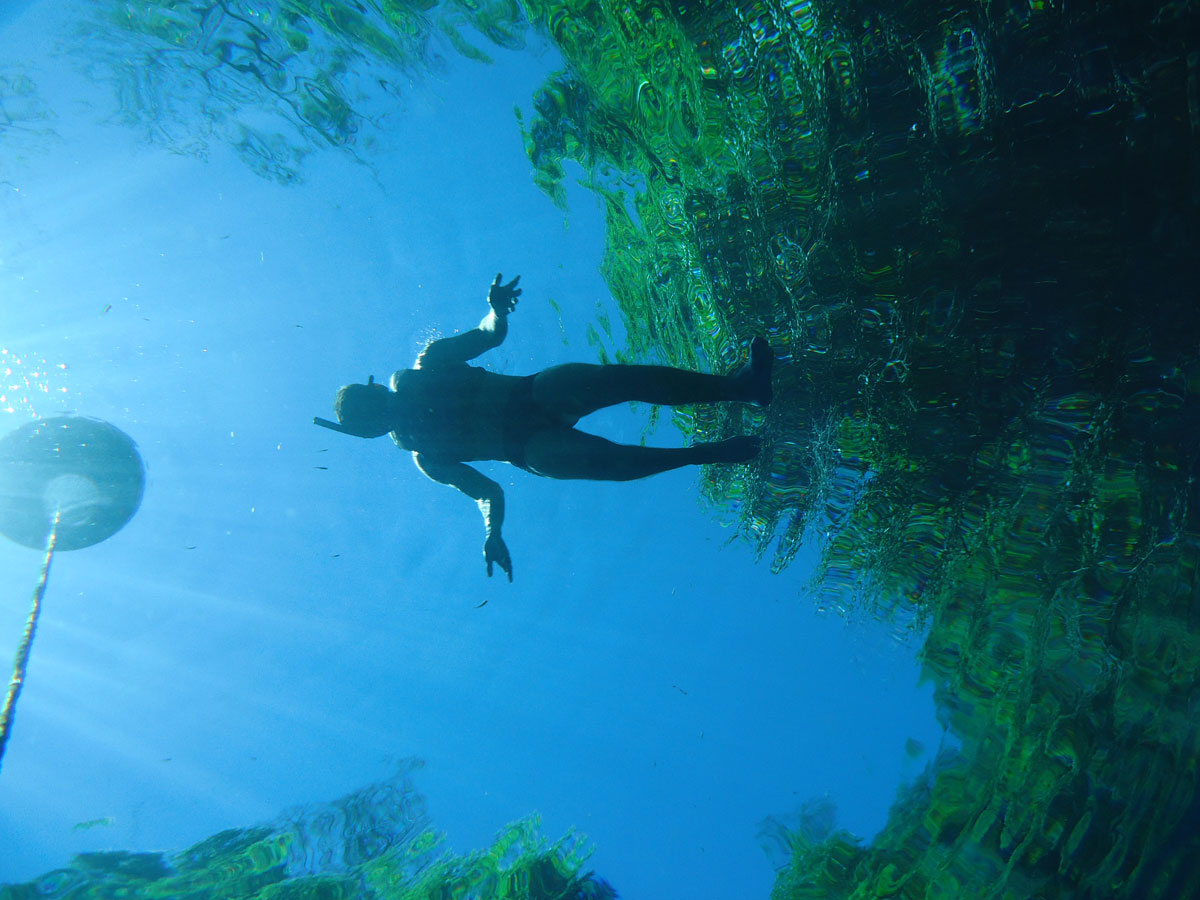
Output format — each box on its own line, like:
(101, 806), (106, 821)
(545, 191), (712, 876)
(2, 0), (1198, 898)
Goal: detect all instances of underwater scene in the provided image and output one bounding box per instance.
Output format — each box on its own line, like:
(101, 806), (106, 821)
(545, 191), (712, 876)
(1, 0), (1198, 897)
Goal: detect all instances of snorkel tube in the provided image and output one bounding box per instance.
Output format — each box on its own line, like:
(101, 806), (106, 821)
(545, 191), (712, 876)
(312, 416), (358, 435)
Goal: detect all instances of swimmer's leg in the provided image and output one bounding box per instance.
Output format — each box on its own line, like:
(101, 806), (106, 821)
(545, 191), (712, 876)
(738, 336), (774, 406)
(523, 428), (760, 481)
(533, 337), (773, 420)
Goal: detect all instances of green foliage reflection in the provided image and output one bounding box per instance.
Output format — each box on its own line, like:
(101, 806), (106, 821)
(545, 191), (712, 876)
(0, 67), (58, 163)
(0, 767), (615, 900)
(90, 0), (528, 181)
(516, 0), (1200, 897)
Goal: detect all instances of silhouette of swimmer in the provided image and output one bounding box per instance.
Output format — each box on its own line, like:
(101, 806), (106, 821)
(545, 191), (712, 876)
(315, 274), (772, 582)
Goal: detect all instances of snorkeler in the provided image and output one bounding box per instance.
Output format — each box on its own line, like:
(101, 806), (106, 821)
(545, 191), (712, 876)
(315, 274), (773, 582)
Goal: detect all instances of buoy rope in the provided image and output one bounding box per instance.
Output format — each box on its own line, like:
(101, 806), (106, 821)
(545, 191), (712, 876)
(0, 509), (60, 772)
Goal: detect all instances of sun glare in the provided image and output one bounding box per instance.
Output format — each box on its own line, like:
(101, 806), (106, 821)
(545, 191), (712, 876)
(1, 346), (69, 418)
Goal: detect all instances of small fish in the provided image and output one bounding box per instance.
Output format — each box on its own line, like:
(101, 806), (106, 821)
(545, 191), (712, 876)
(185, 545), (197, 550)
(314, 465), (328, 470)
(672, 684), (688, 695)
(475, 599), (488, 608)
(101, 304), (112, 315)
(73, 817), (114, 831)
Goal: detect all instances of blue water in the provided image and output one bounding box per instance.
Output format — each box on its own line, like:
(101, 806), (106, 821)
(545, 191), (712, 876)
(0, 3), (945, 897)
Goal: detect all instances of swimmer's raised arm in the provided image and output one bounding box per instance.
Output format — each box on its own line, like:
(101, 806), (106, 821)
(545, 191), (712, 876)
(413, 452), (513, 582)
(416, 274), (522, 370)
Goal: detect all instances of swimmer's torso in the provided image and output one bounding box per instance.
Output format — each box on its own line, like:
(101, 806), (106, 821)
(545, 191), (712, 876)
(389, 366), (521, 461)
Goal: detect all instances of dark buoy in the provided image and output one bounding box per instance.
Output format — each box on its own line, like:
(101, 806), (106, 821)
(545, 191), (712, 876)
(0, 416), (145, 771)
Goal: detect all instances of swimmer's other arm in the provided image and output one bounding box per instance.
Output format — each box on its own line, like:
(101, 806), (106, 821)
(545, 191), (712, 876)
(413, 453), (513, 582)
(415, 273), (522, 369)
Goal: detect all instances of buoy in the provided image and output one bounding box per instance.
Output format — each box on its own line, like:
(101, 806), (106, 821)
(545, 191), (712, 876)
(0, 416), (145, 771)
(0, 416), (145, 551)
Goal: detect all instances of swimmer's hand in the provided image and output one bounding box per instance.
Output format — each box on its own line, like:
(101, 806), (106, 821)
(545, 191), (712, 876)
(488, 273), (522, 317)
(484, 531), (513, 582)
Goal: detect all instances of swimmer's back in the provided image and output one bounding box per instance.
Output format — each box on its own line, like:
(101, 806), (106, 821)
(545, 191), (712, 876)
(389, 366), (520, 462)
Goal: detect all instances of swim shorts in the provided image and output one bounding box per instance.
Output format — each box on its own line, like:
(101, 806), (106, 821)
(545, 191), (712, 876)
(501, 375), (565, 473)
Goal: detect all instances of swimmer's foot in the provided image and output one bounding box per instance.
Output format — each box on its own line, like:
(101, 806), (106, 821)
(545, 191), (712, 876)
(732, 336), (774, 406)
(692, 435), (762, 464)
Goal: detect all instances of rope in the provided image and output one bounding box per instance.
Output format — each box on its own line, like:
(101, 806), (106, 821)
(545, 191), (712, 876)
(0, 510), (60, 772)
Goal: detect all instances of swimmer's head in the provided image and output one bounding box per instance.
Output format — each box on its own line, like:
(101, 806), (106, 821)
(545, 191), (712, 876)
(315, 375), (394, 438)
